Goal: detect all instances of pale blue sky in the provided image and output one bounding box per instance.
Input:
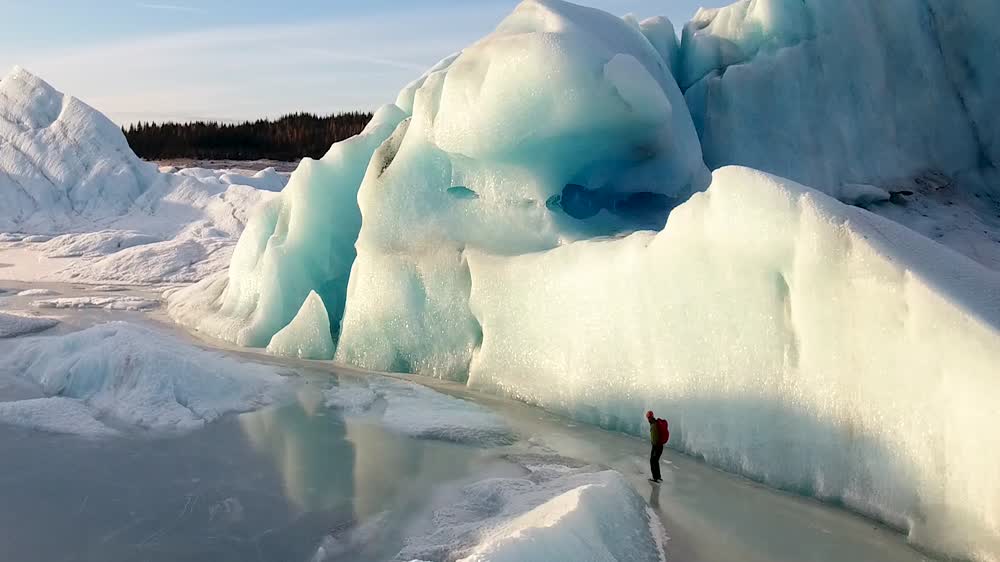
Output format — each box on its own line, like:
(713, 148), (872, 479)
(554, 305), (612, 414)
(0, 0), (728, 124)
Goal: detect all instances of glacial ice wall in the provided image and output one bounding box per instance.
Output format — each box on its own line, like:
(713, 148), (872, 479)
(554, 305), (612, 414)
(468, 166), (1000, 561)
(169, 106), (407, 350)
(172, 0), (710, 363)
(681, 0), (1000, 195)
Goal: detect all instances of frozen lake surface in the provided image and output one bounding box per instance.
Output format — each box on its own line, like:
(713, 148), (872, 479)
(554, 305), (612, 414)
(0, 282), (935, 562)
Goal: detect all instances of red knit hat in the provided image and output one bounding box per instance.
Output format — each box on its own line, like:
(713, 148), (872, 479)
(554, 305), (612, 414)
(646, 410), (655, 420)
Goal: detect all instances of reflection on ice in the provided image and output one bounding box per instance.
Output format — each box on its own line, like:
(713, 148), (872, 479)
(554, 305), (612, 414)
(239, 389), (355, 513)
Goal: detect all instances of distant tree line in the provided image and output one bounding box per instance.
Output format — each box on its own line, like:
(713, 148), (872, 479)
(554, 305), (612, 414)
(124, 111), (373, 161)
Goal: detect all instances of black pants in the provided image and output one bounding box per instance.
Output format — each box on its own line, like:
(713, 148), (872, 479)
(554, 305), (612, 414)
(650, 444), (663, 480)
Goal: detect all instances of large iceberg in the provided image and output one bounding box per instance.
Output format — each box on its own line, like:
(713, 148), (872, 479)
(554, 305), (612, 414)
(170, 0), (710, 366)
(166, 0), (1000, 559)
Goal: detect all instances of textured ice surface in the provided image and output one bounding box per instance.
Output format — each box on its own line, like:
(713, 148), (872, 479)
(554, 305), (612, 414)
(0, 66), (157, 232)
(680, 0), (1000, 268)
(681, 0), (990, 188)
(0, 311), (58, 337)
(323, 377), (513, 446)
(467, 167), (1000, 561)
(266, 290), (335, 360)
(0, 322), (288, 434)
(398, 466), (664, 562)
(0, 396), (119, 437)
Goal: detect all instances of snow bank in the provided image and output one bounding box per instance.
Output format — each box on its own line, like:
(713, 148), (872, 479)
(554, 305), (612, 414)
(0, 397), (119, 437)
(0, 322), (289, 434)
(398, 466), (664, 562)
(323, 378), (513, 445)
(219, 167), (287, 192)
(0, 311), (58, 337)
(15, 288), (56, 296)
(36, 230), (160, 258)
(467, 167), (1000, 561)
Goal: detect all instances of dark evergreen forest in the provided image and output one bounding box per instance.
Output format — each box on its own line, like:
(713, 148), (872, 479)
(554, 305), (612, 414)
(124, 112), (373, 161)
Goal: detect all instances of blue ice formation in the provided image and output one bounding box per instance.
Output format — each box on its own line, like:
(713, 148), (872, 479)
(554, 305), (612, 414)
(168, 1), (1000, 558)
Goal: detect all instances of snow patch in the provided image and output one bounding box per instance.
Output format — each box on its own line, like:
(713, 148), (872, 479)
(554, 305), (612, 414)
(15, 288), (57, 296)
(0, 397), (118, 437)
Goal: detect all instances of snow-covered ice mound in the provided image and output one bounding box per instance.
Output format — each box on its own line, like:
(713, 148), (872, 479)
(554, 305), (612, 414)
(395, 466), (665, 562)
(0, 311), (58, 338)
(15, 288), (57, 296)
(0, 67), (285, 285)
(0, 66), (157, 232)
(0, 322), (290, 435)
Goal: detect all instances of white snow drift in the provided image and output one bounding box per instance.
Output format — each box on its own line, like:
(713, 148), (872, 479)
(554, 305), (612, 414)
(0, 311), (58, 338)
(0, 322), (289, 435)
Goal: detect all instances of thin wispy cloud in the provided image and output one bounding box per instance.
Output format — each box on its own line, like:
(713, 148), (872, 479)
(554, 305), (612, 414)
(0, 9), (491, 124)
(0, 1), (720, 124)
(136, 3), (206, 13)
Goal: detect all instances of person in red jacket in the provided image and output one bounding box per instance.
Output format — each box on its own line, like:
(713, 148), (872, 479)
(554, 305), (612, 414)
(646, 410), (669, 483)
